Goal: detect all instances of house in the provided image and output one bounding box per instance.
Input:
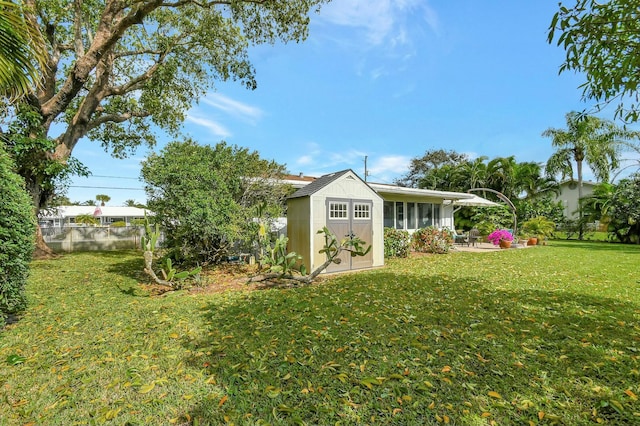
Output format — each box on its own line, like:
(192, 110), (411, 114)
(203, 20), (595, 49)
(285, 170), (493, 274)
(285, 171), (487, 235)
(39, 205), (150, 228)
(552, 180), (598, 219)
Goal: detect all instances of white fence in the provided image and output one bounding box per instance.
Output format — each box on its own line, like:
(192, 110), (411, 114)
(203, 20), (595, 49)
(41, 226), (163, 252)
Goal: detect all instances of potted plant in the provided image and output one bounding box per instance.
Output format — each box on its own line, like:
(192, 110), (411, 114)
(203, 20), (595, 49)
(487, 229), (514, 249)
(521, 216), (555, 245)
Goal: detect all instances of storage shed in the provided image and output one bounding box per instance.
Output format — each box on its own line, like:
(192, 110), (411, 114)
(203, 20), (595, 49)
(287, 169), (384, 274)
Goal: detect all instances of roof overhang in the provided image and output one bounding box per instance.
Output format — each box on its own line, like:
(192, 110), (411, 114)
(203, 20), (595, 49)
(448, 194), (500, 207)
(368, 183), (475, 201)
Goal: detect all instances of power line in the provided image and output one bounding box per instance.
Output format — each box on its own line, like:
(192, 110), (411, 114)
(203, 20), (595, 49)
(81, 175), (140, 180)
(69, 185), (144, 191)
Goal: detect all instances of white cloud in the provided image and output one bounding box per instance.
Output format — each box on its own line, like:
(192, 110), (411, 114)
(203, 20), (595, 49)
(201, 93), (263, 123)
(366, 155), (411, 182)
(296, 155), (314, 166)
(292, 147), (410, 183)
(185, 114), (231, 138)
(320, 0), (439, 46)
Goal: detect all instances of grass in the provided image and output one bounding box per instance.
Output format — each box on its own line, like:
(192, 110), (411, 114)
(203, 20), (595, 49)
(1, 242), (639, 425)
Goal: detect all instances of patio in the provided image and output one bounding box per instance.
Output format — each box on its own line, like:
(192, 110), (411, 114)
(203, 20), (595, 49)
(453, 241), (531, 252)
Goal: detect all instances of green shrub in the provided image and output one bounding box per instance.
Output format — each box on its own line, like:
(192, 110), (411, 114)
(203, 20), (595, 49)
(0, 144), (36, 327)
(383, 227), (411, 258)
(109, 221), (127, 227)
(412, 227), (453, 254)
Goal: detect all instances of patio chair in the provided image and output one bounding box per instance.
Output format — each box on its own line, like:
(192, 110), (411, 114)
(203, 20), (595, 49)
(467, 228), (480, 246)
(449, 228), (468, 245)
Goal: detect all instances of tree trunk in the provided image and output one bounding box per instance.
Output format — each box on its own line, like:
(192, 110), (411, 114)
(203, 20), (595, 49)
(28, 181), (57, 259)
(577, 160), (584, 240)
(33, 223), (57, 260)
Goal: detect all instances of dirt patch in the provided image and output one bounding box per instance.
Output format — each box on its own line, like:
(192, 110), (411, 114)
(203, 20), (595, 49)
(140, 263), (313, 296)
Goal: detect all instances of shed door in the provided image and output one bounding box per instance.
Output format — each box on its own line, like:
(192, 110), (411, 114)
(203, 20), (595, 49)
(325, 199), (374, 273)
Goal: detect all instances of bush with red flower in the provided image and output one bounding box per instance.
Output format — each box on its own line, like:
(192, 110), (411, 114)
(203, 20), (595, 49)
(412, 227), (454, 254)
(487, 229), (513, 246)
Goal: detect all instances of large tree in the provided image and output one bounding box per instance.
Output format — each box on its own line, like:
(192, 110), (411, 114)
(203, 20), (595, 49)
(395, 149), (469, 188)
(0, 0), (328, 253)
(549, 0), (640, 122)
(141, 139), (289, 265)
(543, 111), (639, 238)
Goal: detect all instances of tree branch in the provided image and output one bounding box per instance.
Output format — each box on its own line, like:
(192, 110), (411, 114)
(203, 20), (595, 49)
(87, 111), (151, 131)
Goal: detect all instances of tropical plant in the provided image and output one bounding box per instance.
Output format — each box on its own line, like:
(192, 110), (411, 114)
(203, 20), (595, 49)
(0, 143), (35, 326)
(486, 229), (514, 246)
(549, 0), (640, 122)
(606, 173), (640, 244)
(544, 111), (640, 238)
(471, 206), (513, 236)
(520, 216), (556, 240)
(259, 234), (306, 276)
(383, 227), (411, 258)
(74, 214), (99, 226)
(515, 196), (564, 224)
(0, 0), (47, 100)
(248, 227), (371, 285)
(141, 214), (201, 289)
(412, 227), (454, 254)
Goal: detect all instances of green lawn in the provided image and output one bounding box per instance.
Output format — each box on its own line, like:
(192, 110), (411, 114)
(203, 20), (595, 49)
(1, 241), (639, 425)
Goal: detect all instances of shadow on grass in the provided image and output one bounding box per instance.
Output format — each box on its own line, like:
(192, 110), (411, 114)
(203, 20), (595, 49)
(180, 271), (640, 425)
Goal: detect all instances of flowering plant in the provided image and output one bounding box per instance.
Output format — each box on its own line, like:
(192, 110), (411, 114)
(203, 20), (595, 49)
(486, 229), (513, 246)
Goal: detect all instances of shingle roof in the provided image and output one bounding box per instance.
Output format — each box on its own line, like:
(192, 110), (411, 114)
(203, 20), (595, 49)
(288, 169), (352, 198)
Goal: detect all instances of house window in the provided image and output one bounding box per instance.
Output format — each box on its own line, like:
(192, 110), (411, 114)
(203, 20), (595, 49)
(383, 201), (394, 228)
(353, 203), (370, 219)
(329, 202), (348, 219)
(395, 202), (404, 229)
(433, 204), (441, 227)
(417, 203), (433, 228)
(407, 203), (417, 230)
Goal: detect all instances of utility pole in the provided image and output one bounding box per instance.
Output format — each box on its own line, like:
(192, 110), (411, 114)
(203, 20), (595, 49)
(364, 155), (369, 182)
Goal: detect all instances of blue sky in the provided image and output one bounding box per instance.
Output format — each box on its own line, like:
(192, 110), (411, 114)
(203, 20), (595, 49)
(68, 0), (636, 206)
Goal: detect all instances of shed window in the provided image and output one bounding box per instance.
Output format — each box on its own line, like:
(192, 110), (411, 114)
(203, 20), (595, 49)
(353, 203), (370, 219)
(329, 202), (349, 219)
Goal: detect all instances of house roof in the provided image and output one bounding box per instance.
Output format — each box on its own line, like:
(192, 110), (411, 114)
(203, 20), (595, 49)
(287, 170), (483, 202)
(559, 179), (598, 188)
(40, 205), (151, 218)
(368, 182), (474, 201)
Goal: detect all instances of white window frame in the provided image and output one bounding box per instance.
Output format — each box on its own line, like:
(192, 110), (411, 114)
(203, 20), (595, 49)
(353, 203), (371, 220)
(329, 202), (349, 220)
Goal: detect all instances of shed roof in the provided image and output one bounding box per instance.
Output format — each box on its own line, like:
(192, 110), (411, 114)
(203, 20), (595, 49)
(289, 169), (354, 198)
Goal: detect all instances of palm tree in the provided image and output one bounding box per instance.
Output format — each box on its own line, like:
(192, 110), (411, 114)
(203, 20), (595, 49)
(515, 162), (560, 200)
(0, 0), (47, 100)
(487, 156), (519, 200)
(95, 194), (111, 206)
(543, 111), (640, 239)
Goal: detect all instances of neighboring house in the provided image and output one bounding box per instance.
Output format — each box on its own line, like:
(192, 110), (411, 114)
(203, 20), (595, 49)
(39, 205), (150, 228)
(552, 180), (598, 220)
